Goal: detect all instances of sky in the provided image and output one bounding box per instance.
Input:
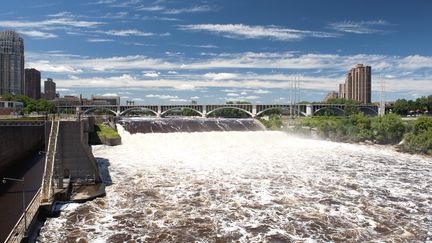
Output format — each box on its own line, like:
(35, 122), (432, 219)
(1, 0), (432, 104)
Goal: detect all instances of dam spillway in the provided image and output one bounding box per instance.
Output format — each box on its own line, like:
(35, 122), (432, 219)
(118, 117), (265, 134)
(38, 119), (432, 242)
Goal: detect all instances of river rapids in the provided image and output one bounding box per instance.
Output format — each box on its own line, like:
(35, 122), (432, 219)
(38, 121), (432, 242)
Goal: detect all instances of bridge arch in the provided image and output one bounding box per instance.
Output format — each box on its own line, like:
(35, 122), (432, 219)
(358, 107), (378, 116)
(160, 107), (203, 117)
(256, 107), (306, 117)
(314, 107), (346, 116)
(206, 106), (254, 118)
(120, 107), (158, 117)
(83, 107), (117, 116)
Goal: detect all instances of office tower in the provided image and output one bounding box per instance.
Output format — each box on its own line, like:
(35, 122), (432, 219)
(44, 78), (56, 100)
(0, 30), (24, 95)
(339, 64), (371, 103)
(25, 68), (41, 99)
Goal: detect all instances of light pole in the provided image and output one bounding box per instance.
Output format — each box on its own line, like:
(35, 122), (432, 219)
(2, 177), (27, 237)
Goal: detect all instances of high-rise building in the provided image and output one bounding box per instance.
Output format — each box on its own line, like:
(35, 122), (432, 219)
(323, 91), (338, 102)
(44, 78), (56, 100)
(0, 30), (24, 95)
(339, 64), (371, 103)
(25, 68), (41, 99)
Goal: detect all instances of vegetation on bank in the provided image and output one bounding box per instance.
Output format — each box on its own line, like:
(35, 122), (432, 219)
(259, 115), (283, 130)
(89, 123), (121, 146)
(403, 117), (432, 154)
(1, 93), (55, 114)
(298, 114), (432, 155)
(95, 123), (120, 139)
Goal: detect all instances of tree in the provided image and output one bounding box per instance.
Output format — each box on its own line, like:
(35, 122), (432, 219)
(393, 99), (409, 115)
(1, 93), (55, 114)
(371, 113), (406, 144)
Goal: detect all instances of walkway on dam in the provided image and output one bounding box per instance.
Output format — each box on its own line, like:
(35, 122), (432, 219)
(0, 153), (45, 242)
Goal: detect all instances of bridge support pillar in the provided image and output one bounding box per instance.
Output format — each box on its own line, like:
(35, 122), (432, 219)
(306, 104), (313, 117)
(202, 105), (207, 118)
(252, 105), (257, 117)
(157, 106), (161, 118)
(116, 106), (121, 116)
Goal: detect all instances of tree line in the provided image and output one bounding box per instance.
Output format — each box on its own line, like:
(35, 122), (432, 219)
(392, 95), (432, 116)
(1, 93), (55, 114)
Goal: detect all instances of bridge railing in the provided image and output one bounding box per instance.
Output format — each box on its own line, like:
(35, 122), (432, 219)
(4, 188), (42, 243)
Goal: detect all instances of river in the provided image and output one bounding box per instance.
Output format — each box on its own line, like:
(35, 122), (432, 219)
(38, 120), (432, 242)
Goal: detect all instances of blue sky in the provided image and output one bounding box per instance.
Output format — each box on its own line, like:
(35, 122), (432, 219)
(1, 0), (432, 104)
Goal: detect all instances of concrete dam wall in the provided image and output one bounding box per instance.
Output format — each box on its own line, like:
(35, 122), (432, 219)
(45, 120), (101, 183)
(0, 122), (45, 174)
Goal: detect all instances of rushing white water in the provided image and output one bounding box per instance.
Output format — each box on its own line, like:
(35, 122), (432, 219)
(38, 126), (432, 242)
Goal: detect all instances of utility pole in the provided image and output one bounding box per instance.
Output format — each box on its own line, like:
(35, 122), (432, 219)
(294, 76), (297, 118)
(379, 74), (385, 116)
(290, 76), (293, 118)
(297, 76), (301, 117)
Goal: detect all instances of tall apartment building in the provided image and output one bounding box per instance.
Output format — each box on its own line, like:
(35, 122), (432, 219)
(339, 64), (371, 104)
(25, 68), (41, 99)
(0, 30), (25, 95)
(44, 78), (56, 100)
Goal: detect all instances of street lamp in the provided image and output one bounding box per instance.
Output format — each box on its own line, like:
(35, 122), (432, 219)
(2, 177), (27, 237)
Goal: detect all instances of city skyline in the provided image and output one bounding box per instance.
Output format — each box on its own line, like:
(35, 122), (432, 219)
(0, 0), (431, 104)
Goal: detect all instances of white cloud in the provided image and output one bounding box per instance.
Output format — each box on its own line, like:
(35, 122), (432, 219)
(190, 96), (199, 99)
(19, 30), (58, 39)
(87, 38), (114, 42)
(102, 93), (118, 96)
(56, 88), (71, 92)
(179, 24), (339, 41)
(97, 29), (155, 37)
(0, 18), (103, 29)
(245, 95), (260, 100)
(227, 93), (239, 97)
(138, 5), (165, 11)
(170, 98), (187, 102)
(142, 71), (160, 77)
(174, 84), (195, 90)
(204, 72), (237, 80)
(26, 50), (432, 95)
(146, 94), (178, 99)
(254, 89), (271, 94)
(164, 5), (214, 14)
(329, 20), (390, 34)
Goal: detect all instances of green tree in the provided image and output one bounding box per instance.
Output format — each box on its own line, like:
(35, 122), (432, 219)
(393, 99), (409, 115)
(403, 117), (432, 154)
(371, 113), (406, 144)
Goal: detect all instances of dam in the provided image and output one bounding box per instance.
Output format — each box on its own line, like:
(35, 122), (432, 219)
(0, 119), (105, 242)
(35, 117), (432, 242)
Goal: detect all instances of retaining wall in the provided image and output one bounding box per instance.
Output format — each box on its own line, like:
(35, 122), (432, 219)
(0, 123), (45, 174)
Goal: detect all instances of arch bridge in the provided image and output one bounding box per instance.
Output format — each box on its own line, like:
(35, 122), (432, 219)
(57, 103), (379, 118)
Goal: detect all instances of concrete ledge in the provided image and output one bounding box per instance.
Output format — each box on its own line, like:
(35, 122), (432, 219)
(70, 183), (106, 203)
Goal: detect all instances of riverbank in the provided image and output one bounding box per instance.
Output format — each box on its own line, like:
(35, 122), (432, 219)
(89, 123), (122, 146)
(260, 114), (432, 156)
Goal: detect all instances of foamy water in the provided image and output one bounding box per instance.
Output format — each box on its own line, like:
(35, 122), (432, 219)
(38, 126), (432, 242)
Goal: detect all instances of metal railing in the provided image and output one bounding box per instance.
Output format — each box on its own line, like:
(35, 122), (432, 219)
(4, 188), (42, 243)
(41, 120), (59, 204)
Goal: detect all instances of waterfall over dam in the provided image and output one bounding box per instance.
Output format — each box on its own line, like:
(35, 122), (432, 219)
(118, 117), (265, 134)
(37, 119), (432, 242)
